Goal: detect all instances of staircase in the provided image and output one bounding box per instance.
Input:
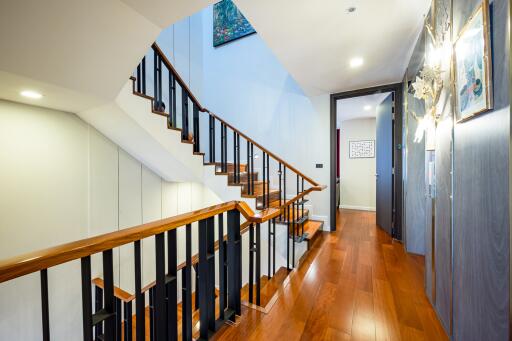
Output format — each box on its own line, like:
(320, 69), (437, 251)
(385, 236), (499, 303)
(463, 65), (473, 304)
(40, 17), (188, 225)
(129, 43), (325, 273)
(0, 42), (325, 341)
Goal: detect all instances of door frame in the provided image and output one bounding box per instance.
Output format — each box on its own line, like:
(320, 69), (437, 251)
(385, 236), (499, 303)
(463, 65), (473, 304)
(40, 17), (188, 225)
(330, 83), (403, 238)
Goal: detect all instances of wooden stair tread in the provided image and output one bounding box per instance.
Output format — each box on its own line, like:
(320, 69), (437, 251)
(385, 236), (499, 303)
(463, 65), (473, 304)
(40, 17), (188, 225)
(241, 267), (290, 307)
(303, 220), (323, 240)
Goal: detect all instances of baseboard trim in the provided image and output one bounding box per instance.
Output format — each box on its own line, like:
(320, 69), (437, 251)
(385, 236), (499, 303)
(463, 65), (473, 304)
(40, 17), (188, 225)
(340, 205), (376, 212)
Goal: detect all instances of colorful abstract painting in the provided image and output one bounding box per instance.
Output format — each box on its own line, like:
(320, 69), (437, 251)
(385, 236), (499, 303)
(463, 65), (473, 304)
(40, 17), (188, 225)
(213, 0), (256, 47)
(454, 1), (493, 122)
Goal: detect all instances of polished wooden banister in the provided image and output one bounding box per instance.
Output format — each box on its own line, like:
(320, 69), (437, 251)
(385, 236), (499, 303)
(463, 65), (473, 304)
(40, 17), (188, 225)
(151, 43), (206, 113)
(149, 42), (321, 187)
(0, 201), (278, 284)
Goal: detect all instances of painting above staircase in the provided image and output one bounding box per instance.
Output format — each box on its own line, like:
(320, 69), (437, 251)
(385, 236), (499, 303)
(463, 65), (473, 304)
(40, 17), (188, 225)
(213, 0), (256, 47)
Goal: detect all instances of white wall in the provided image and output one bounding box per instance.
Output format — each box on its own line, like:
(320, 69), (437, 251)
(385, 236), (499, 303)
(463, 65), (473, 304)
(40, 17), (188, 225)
(139, 7), (331, 228)
(0, 99), (221, 340)
(339, 118), (376, 211)
(199, 5), (331, 228)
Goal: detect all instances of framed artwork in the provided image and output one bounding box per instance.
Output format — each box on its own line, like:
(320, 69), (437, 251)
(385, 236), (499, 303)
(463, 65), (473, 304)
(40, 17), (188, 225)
(349, 140), (375, 159)
(213, 0), (256, 47)
(453, 0), (493, 122)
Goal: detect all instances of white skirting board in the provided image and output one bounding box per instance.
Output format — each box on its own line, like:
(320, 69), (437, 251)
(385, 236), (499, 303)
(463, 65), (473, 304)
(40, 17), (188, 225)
(339, 205), (376, 212)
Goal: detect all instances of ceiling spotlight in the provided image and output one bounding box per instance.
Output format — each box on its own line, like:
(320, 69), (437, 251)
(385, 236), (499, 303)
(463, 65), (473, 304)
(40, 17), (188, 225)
(364, 105), (372, 111)
(347, 7), (356, 13)
(350, 57), (364, 68)
(20, 90), (43, 99)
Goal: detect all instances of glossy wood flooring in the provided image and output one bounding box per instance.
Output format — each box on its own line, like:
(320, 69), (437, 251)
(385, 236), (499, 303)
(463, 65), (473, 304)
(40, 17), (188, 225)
(213, 209), (448, 341)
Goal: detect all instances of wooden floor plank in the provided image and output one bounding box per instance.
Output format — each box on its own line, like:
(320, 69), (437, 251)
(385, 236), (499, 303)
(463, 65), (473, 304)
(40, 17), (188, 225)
(135, 209), (449, 341)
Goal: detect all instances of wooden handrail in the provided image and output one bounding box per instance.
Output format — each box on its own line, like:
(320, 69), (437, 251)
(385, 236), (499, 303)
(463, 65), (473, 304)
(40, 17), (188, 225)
(150, 42), (321, 187)
(0, 201), (279, 284)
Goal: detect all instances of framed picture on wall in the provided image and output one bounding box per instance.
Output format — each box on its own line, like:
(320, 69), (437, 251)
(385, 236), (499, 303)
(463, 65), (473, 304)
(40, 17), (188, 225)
(213, 0), (256, 47)
(453, 0), (493, 122)
(349, 140), (375, 159)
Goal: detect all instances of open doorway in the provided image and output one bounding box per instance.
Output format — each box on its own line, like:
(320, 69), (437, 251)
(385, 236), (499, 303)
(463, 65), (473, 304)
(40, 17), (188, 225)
(330, 84), (403, 239)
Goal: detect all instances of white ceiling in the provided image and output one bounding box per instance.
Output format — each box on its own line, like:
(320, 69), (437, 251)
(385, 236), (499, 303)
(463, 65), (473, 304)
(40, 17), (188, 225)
(0, 0), (214, 113)
(337, 92), (390, 127)
(235, 0), (430, 96)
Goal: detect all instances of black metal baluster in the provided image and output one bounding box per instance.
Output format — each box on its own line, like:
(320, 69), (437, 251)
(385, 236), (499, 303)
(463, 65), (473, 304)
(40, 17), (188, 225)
(223, 125), (228, 173)
(193, 103), (200, 153)
(95, 286), (103, 340)
(279, 163), (282, 221)
(267, 154), (270, 208)
(182, 90), (189, 141)
(268, 220), (271, 279)
(206, 217), (216, 332)
(149, 288), (155, 341)
(142, 56), (146, 95)
(255, 223), (261, 306)
(167, 70), (173, 129)
(198, 219), (208, 339)
(301, 177), (305, 236)
(250, 143), (254, 197)
(272, 218), (276, 275)
(134, 240), (145, 341)
(136, 63), (141, 93)
(123, 301), (132, 341)
(248, 223), (254, 304)
(246, 141), (250, 194)
(218, 214), (226, 320)
(81, 257), (93, 341)
(103, 250), (116, 341)
(155, 233), (167, 341)
(292, 201), (296, 267)
(153, 50), (157, 101)
(171, 72), (176, 127)
(237, 134), (241, 183)
(182, 224), (192, 341)
(158, 53), (163, 111)
(233, 131), (236, 182)
(284, 166), (289, 270)
(227, 209), (241, 317)
(194, 264), (199, 311)
(209, 116), (214, 163)
(167, 229), (177, 341)
(40, 269), (50, 341)
(115, 299), (121, 341)
(263, 152), (266, 209)
(297, 174), (300, 237)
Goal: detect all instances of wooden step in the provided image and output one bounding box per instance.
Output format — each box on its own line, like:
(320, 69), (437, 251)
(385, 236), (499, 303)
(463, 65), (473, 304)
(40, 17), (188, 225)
(243, 189), (280, 207)
(275, 206), (310, 225)
(227, 171), (258, 183)
(241, 267), (290, 308)
(214, 162), (247, 172)
(303, 220), (323, 249)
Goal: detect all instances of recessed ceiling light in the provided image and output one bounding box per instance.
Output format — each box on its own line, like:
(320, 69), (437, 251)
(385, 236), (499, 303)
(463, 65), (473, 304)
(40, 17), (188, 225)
(364, 105), (372, 111)
(350, 57), (364, 68)
(20, 90), (43, 99)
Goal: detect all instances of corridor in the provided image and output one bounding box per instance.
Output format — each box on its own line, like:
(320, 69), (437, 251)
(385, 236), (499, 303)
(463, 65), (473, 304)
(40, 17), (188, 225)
(214, 209), (448, 340)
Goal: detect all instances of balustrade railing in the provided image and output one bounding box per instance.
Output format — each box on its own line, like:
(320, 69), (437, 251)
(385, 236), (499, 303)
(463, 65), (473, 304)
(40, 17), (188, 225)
(130, 42), (326, 305)
(0, 202), (279, 341)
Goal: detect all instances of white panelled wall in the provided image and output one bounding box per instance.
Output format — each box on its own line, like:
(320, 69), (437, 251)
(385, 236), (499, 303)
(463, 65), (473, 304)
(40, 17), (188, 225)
(0, 99), (221, 340)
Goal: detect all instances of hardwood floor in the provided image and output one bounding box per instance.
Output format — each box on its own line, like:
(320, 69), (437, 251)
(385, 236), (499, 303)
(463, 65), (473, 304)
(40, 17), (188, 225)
(213, 209), (448, 341)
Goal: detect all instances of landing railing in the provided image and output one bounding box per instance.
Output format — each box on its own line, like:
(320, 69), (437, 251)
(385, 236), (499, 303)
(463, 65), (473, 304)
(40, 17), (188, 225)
(0, 201), (279, 341)
(131, 43), (325, 280)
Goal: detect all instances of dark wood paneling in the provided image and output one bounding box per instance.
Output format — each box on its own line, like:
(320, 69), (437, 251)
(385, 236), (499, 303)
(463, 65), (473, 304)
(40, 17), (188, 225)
(435, 114), (453, 334)
(376, 94), (394, 234)
(453, 0), (510, 340)
(404, 25), (427, 256)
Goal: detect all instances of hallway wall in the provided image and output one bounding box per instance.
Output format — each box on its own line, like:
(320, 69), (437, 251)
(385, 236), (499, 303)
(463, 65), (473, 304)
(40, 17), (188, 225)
(0, 99), (221, 340)
(339, 118), (376, 211)
(404, 0), (510, 339)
